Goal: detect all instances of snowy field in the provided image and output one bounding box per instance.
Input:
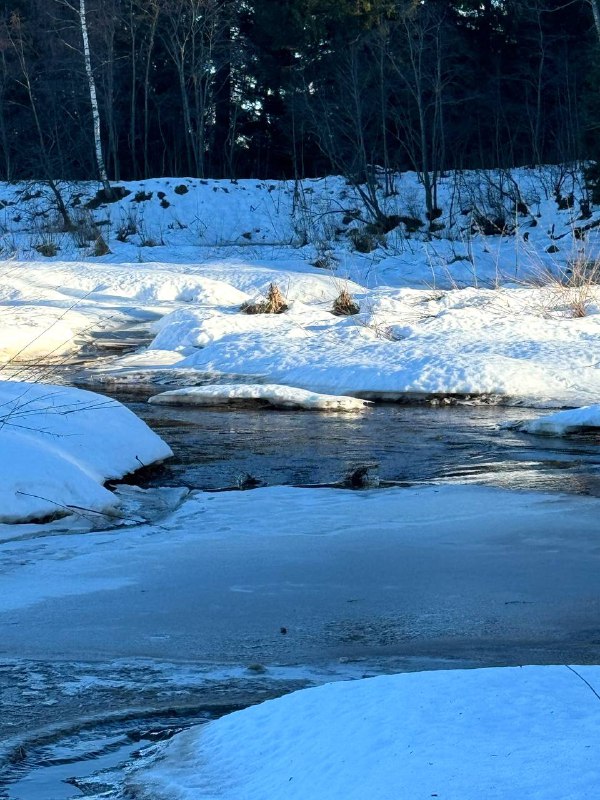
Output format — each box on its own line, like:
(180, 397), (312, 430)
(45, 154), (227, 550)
(1, 168), (600, 798)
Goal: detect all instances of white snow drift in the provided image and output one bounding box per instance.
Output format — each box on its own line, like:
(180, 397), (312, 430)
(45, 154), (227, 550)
(149, 383), (370, 411)
(136, 288), (600, 406)
(520, 403), (600, 435)
(128, 664), (600, 800)
(0, 381), (172, 522)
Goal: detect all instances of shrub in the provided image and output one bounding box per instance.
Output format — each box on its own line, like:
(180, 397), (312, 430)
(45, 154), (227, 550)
(528, 255), (600, 319)
(332, 288), (360, 316)
(241, 283), (288, 314)
(555, 191), (574, 211)
(365, 214), (401, 235)
(514, 201), (529, 216)
(174, 184), (189, 195)
(34, 241), (58, 257)
(133, 190), (153, 202)
(566, 257), (600, 287)
(72, 211), (99, 248)
(348, 228), (378, 253)
(472, 213), (512, 236)
(93, 234), (111, 256)
(312, 254), (336, 270)
(116, 212), (138, 242)
(397, 215), (424, 234)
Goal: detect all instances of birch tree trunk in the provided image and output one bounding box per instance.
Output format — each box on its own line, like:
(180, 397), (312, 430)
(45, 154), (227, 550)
(79, 0), (112, 196)
(591, 0), (600, 44)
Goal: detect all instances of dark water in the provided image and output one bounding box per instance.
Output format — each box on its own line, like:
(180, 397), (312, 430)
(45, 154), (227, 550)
(2, 709), (215, 800)
(114, 392), (600, 496)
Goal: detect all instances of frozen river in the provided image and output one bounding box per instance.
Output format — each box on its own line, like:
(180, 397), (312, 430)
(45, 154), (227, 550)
(1, 392), (600, 799)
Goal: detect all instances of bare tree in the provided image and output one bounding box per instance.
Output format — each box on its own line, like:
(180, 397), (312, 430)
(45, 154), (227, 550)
(307, 38), (390, 226)
(141, 0), (160, 178)
(0, 42), (11, 180)
(6, 12), (73, 229)
(387, 3), (450, 221)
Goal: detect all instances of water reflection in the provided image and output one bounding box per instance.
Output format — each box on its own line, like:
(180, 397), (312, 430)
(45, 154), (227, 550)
(110, 396), (600, 496)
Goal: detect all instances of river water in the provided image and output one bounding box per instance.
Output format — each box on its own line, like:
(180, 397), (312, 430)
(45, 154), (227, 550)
(119, 393), (600, 496)
(2, 372), (600, 799)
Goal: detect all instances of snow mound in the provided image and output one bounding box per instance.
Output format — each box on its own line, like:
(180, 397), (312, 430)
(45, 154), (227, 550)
(129, 285), (600, 407)
(148, 384), (369, 411)
(128, 665), (600, 800)
(519, 404), (600, 435)
(0, 381), (172, 522)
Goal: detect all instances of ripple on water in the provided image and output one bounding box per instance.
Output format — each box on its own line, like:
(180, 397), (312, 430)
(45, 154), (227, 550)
(100, 393), (600, 497)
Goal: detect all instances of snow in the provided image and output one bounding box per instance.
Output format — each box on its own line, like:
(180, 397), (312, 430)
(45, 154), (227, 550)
(2, 481), (598, 620)
(518, 404), (600, 435)
(0, 169), (599, 796)
(129, 287), (600, 406)
(127, 664), (600, 800)
(0, 381), (172, 522)
(0, 168), (599, 406)
(148, 384), (370, 411)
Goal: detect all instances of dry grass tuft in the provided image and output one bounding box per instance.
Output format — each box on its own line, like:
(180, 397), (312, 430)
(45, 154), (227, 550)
(332, 288), (360, 316)
(93, 234), (111, 256)
(241, 282), (289, 314)
(564, 256), (600, 317)
(525, 254), (600, 318)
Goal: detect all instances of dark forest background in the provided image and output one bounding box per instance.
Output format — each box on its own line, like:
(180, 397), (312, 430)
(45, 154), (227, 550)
(0, 0), (599, 186)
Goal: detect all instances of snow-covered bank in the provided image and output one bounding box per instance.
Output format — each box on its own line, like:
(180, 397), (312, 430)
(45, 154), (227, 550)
(519, 404), (600, 435)
(127, 665), (600, 800)
(0, 381), (172, 522)
(7, 261), (597, 406)
(0, 168), (599, 406)
(128, 284), (600, 406)
(2, 258), (599, 406)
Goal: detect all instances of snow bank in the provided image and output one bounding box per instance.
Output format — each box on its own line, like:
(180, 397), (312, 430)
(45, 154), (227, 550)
(131, 286), (600, 407)
(0, 381), (172, 522)
(148, 384), (370, 411)
(128, 665), (600, 800)
(519, 404), (600, 435)
(1, 169), (599, 406)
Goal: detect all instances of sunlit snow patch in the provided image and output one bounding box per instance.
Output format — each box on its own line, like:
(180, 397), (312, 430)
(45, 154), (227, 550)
(148, 383), (370, 411)
(127, 665), (600, 800)
(0, 381), (172, 522)
(519, 404), (600, 435)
